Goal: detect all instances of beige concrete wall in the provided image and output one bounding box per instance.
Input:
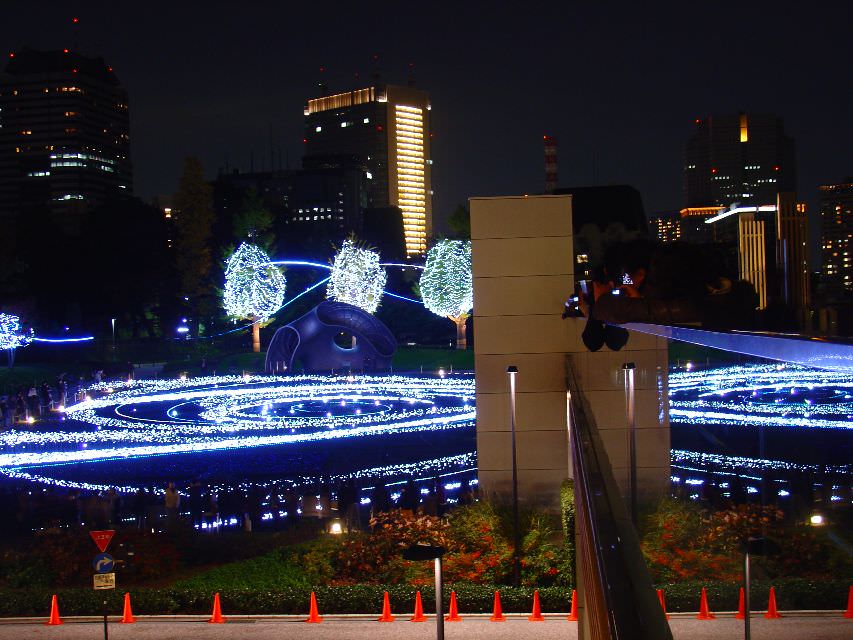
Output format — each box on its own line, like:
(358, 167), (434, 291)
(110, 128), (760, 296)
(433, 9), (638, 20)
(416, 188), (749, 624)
(471, 195), (670, 507)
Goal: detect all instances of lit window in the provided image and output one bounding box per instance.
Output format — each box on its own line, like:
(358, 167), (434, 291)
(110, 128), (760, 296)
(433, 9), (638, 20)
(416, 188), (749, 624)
(315, 126), (322, 132)
(363, 117), (370, 124)
(341, 121), (348, 128)
(366, 171), (373, 179)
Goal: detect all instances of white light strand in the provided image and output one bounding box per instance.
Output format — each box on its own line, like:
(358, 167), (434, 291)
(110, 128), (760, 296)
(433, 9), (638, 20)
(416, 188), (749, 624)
(223, 243), (287, 321)
(419, 239), (473, 319)
(670, 363), (853, 430)
(326, 240), (386, 313)
(0, 375), (475, 469)
(0, 313), (33, 351)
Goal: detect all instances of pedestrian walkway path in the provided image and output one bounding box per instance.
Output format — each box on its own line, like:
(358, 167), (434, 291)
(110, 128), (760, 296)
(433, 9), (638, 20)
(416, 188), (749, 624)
(0, 613), (848, 640)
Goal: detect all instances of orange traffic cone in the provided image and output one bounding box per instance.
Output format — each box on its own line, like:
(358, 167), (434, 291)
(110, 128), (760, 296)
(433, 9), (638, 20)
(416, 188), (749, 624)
(735, 587), (745, 620)
(120, 592), (136, 624)
(567, 589), (578, 621)
(45, 594), (63, 626)
(528, 589), (545, 621)
(764, 586), (782, 619)
(844, 586), (853, 619)
(305, 591), (323, 623)
(410, 591), (427, 622)
(696, 587), (716, 620)
(657, 589), (669, 620)
(208, 592), (226, 624)
(446, 591), (462, 622)
(378, 591), (395, 622)
(490, 591), (506, 622)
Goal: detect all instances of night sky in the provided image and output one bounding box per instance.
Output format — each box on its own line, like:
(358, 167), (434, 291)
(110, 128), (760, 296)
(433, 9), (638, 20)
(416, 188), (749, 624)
(3, 1), (851, 233)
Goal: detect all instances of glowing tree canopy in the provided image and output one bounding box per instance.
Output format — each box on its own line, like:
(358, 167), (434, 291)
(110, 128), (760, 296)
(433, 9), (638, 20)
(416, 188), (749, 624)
(419, 240), (472, 349)
(327, 239), (386, 314)
(0, 313), (32, 351)
(223, 242), (286, 352)
(0, 313), (32, 368)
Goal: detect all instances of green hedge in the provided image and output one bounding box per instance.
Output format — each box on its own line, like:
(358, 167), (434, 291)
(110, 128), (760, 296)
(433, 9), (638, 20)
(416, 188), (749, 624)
(1, 579), (849, 617)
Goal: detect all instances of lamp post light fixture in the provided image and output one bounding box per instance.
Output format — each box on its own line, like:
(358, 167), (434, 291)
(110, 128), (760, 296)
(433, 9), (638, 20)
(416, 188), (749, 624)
(623, 362), (637, 527)
(507, 365), (521, 587)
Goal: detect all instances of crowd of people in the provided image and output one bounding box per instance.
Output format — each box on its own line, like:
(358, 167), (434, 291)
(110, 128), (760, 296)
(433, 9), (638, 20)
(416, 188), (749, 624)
(0, 371), (102, 427)
(0, 475), (480, 540)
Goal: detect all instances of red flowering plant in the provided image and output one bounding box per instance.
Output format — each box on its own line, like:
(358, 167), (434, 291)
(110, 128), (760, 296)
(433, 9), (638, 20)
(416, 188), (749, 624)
(642, 498), (739, 582)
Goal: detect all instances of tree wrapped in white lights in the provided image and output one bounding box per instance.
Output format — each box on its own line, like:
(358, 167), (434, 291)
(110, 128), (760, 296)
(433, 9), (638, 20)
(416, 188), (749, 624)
(223, 242), (287, 353)
(0, 313), (33, 368)
(327, 239), (387, 314)
(419, 239), (473, 349)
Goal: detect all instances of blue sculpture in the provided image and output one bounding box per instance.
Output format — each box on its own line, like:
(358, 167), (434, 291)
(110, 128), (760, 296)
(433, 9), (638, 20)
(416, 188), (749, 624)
(265, 300), (396, 373)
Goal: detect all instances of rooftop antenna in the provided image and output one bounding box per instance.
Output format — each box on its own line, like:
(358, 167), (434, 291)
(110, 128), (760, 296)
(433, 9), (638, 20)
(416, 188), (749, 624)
(407, 62), (415, 87)
(318, 65), (327, 95)
(71, 16), (80, 53)
(544, 135), (558, 194)
(372, 53), (381, 85)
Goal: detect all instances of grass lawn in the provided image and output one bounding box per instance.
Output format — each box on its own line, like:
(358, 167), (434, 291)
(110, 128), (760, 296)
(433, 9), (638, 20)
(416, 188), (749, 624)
(171, 549), (309, 591)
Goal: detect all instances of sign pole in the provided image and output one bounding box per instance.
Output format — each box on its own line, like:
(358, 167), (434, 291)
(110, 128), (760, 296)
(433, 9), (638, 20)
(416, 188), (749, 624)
(103, 598), (108, 640)
(744, 550), (751, 640)
(434, 556), (444, 640)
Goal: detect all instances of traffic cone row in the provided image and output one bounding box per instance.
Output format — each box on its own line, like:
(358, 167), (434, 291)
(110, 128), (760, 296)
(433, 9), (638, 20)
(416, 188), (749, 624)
(46, 585), (852, 625)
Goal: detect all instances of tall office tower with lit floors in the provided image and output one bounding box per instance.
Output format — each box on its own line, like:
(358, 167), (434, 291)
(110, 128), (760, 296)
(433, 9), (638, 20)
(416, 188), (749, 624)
(684, 112), (795, 208)
(304, 83), (432, 257)
(0, 48), (132, 233)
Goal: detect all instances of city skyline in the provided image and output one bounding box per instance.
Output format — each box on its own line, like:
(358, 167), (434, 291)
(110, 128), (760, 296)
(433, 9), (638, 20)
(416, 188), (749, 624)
(1, 2), (851, 231)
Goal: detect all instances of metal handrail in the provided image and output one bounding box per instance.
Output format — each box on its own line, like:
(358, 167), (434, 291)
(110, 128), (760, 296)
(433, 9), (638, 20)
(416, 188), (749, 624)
(623, 323), (853, 372)
(567, 360), (672, 640)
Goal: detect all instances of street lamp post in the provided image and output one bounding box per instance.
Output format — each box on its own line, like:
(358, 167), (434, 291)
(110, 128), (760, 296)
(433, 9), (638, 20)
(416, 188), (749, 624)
(111, 318), (117, 361)
(623, 362), (637, 527)
(507, 365), (521, 586)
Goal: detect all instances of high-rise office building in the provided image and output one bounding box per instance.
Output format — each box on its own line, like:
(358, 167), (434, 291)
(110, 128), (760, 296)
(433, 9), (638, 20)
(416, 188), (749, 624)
(0, 49), (132, 226)
(776, 194), (810, 310)
(304, 83), (432, 256)
(820, 179), (853, 292)
(685, 113), (795, 208)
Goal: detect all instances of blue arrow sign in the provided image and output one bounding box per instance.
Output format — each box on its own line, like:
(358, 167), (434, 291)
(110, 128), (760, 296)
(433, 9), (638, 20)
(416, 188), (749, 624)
(93, 553), (114, 574)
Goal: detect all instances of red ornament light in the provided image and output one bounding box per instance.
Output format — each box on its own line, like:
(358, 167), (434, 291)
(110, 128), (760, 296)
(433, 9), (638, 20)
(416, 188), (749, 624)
(711, 168), (717, 174)
(8, 53), (14, 58)
(774, 166), (780, 171)
(302, 138), (307, 144)
(72, 17), (79, 24)
(63, 48), (69, 54)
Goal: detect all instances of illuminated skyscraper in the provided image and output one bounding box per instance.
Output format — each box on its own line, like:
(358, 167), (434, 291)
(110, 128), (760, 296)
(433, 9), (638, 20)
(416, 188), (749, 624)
(820, 179), (853, 292)
(649, 211), (681, 243)
(0, 49), (132, 224)
(304, 83), (432, 256)
(685, 113), (795, 208)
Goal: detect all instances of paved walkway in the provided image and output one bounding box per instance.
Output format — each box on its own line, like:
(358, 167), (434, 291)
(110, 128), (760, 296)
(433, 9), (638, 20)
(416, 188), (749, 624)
(0, 613), (848, 640)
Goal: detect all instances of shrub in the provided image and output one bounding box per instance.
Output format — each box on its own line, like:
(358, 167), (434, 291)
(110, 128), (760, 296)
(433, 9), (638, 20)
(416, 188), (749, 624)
(0, 578), (847, 616)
